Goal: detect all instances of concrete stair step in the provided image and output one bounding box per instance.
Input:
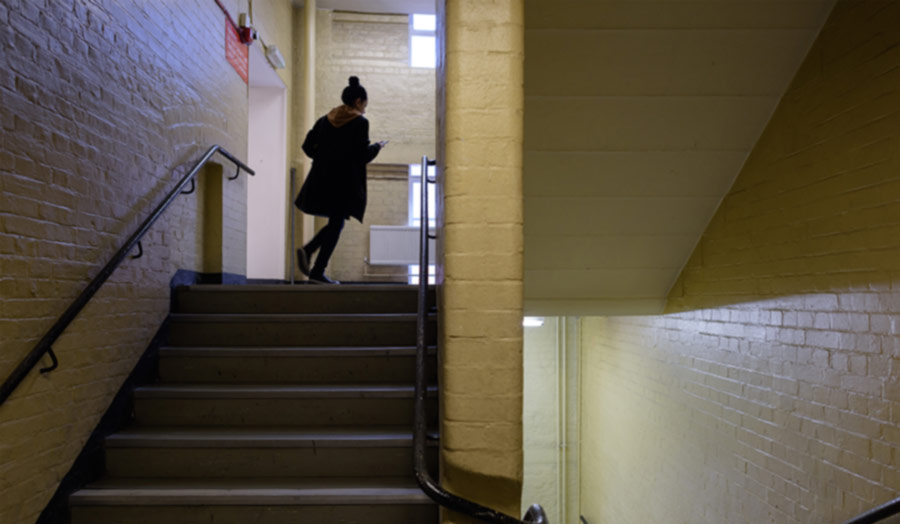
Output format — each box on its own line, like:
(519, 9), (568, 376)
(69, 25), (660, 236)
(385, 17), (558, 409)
(158, 345), (435, 358)
(65, 285), (442, 523)
(104, 427), (438, 478)
(166, 313), (436, 347)
(173, 284), (436, 314)
(133, 384), (438, 427)
(158, 345), (437, 383)
(106, 426), (436, 447)
(69, 477), (436, 524)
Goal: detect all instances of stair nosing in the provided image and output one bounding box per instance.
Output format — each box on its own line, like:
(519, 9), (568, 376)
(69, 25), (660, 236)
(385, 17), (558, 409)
(179, 284), (429, 292)
(168, 313), (434, 323)
(158, 345), (437, 357)
(69, 479), (434, 506)
(104, 427), (439, 448)
(134, 384), (437, 399)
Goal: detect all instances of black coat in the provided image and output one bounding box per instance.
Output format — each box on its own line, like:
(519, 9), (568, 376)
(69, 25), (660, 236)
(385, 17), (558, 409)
(295, 114), (381, 222)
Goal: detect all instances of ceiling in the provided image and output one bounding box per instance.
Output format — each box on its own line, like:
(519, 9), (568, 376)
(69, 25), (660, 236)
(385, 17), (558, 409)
(291, 0), (435, 14)
(523, 0), (836, 315)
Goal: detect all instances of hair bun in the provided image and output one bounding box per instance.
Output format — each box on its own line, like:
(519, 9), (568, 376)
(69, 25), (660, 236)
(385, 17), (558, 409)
(348, 76), (360, 87)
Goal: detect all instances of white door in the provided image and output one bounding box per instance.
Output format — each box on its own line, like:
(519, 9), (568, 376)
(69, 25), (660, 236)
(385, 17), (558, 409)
(247, 44), (288, 280)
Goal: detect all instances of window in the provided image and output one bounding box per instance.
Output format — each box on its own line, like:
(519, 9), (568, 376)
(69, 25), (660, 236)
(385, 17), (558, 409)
(408, 163), (437, 228)
(409, 264), (436, 285)
(409, 163), (436, 284)
(410, 14), (436, 68)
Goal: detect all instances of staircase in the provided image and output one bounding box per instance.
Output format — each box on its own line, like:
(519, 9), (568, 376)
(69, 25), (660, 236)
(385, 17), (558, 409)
(69, 284), (439, 524)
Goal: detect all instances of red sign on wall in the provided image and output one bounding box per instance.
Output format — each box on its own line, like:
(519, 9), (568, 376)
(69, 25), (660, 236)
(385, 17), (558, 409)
(225, 18), (248, 84)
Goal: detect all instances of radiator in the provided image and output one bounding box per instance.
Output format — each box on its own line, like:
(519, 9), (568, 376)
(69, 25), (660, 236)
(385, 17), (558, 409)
(368, 225), (435, 265)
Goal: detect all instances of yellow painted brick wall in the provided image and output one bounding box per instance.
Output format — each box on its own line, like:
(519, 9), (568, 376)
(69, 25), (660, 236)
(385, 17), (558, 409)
(0, 1), (293, 522)
(290, 4), (310, 259)
(302, 9), (435, 282)
(440, 0), (525, 521)
(314, 10), (436, 165)
(581, 2), (900, 522)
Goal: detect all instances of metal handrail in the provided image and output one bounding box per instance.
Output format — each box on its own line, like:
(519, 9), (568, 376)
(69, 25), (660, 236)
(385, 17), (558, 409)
(413, 155), (548, 524)
(0, 145), (254, 406)
(843, 497), (900, 524)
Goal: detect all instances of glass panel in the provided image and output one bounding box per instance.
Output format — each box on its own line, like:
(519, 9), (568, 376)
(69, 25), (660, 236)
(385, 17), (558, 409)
(427, 183), (436, 225)
(410, 164), (438, 227)
(411, 181), (422, 225)
(411, 35), (436, 68)
(409, 264), (436, 285)
(412, 14), (437, 32)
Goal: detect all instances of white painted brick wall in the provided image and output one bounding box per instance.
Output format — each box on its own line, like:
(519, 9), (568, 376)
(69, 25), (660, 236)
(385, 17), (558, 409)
(0, 1), (292, 521)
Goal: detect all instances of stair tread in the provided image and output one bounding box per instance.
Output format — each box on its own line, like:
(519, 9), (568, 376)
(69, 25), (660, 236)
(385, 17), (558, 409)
(169, 313), (431, 322)
(107, 426), (436, 448)
(70, 477), (433, 506)
(135, 384), (436, 399)
(159, 345), (436, 357)
(180, 284), (427, 292)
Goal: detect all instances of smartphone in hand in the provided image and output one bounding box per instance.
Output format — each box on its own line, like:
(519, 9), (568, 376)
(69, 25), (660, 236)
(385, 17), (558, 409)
(378, 140), (389, 148)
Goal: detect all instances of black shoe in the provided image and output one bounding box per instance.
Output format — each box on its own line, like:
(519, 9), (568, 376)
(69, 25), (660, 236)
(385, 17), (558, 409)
(309, 272), (339, 285)
(297, 248), (311, 277)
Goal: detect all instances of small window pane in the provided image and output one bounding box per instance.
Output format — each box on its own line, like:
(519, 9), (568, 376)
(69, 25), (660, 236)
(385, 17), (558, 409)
(412, 14), (436, 32)
(410, 163), (436, 178)
(409, 264), (436, 285)
(409, 163), (438, 227)
(411, 35), (436, 68)
(412, 181), (422, 223)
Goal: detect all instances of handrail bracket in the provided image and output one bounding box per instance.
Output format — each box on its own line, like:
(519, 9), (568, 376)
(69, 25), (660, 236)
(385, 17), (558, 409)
(180, 178), (196, 195)
(39, 348), (59, 374)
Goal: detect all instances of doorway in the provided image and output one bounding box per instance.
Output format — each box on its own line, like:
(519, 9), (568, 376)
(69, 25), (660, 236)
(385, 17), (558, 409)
(523, 316), (582, 523)
(247, 43), (288, 280)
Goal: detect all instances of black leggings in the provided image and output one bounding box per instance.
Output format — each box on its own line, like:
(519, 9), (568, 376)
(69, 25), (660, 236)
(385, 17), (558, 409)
(303, 215), (345, 274)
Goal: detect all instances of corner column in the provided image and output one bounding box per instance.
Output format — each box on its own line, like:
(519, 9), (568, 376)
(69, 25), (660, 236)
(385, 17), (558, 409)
(301, 0), (316, 245)
(438, 0), (525, 521)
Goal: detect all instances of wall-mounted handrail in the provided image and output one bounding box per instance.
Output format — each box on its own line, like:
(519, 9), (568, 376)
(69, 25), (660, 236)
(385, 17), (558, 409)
(414, 155), (548, 524)
(0, 145), (254, 407)
(843, 497), (900, 524)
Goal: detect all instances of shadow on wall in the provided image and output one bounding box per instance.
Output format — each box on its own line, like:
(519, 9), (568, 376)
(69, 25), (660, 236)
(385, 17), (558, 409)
(579, 2), (900, 523)
(665, 39), (900, 316)
(659, 0), (900, 316)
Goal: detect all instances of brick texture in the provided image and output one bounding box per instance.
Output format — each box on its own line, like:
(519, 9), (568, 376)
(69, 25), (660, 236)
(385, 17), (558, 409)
(0, 1), (292, 522)
(303, 9), (436, 282)
(581, 2), (900, 523)
(439, 0), (525, 521)
(328, 169), (410, 282)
